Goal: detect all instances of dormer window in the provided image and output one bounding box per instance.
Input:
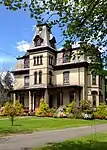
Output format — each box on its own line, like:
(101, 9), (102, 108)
(63, 51), (70, 63)
(36, 38), (41, 46)
(33, 35), (43, 47)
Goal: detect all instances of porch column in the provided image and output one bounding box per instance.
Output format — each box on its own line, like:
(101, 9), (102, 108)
(33, 92), (35, 110)
(44, 89), (49, 104)
(29, 91), (31, 110)
(60, 92), (63, 106)
(13, 93), (16, 106)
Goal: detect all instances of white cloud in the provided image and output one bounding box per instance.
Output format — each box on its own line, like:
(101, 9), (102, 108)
(16, 40), (30, 52)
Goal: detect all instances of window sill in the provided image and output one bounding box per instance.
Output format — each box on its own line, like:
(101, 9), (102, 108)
(33, 64), (43, 66)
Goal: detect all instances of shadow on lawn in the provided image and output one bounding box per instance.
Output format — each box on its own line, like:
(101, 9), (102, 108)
(13, 124), (22, 126)
(45, 140), (107, 150)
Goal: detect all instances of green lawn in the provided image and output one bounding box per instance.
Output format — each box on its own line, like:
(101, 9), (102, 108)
(0, 117), (107, 134)
(34, 132), (107, 150)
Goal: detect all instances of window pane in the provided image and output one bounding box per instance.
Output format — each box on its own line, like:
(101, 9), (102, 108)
(24, 76), (29, 87)
(37, 56), (39, 65)
(92, 71), (96, 85)
(63, 72), (69, 84)
(34, 72), (37, 84)
(39, 71), (42, 84)
(34, 57), (36, 65)
(24, 58), (29, 68)
(40, 56), (43, 65)
(36, 39), (41, 46)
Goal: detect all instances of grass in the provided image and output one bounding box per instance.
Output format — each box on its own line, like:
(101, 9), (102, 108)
(0, 117), (107, 134)
(33, 132), (107, 150)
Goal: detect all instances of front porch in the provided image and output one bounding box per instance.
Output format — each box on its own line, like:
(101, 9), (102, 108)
(13, 85), (82, 111)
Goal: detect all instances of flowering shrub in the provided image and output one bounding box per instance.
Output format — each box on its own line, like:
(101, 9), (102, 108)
(53, 105), (66, 118)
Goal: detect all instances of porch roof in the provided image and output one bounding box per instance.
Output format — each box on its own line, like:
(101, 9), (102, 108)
(48, 84), (82, 89)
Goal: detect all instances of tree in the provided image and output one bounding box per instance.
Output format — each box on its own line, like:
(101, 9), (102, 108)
(1, 0), (107, 74)
(3, 71), (13, 91)
(3, 100), (24, 126)
(0, 71), (14, 105)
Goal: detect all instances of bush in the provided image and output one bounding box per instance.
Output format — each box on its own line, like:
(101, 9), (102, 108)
(79, 100), (92, 114)
(66, 101), (76, 116)
(2, 101), (24, 125)
(54, 105), (67, 118)
(93, 103), (107, 119)
(15, 101), (24, 116)
(36, 99), (50, 117)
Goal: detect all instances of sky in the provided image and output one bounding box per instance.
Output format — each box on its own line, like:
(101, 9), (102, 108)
(0, 6), (63, 71)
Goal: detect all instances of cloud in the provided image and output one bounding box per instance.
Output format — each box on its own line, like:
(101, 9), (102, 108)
(16, 40), (30, 52)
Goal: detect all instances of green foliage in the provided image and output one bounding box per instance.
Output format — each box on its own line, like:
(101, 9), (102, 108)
(1, 0), (107, 74)
(36, 99), (50, 117)
(80, 100), (92, 113)
(33, 132), (107, 150)
(15, 101), (24, 116)
(66, 101), (76, 116)
(94, 103), (107, 119)
(3, 100), (24, 125)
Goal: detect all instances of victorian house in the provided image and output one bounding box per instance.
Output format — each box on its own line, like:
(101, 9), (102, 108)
(12, 24), (105, 110)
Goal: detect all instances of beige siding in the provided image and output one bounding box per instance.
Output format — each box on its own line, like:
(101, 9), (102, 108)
(14, 75), (24, 90)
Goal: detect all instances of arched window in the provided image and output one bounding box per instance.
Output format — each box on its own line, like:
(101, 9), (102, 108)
(91, 91), (97, 107)
(36, 38), (41, 46)
(63, 52), (70, 63)
(34, 72), (37, 84)
(39, 71), (42, 84)
(92, 71), (96, 85)
(49, 71), (52, 85)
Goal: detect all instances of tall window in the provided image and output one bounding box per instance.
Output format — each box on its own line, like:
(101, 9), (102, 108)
(49, 56), (53, 65)
(36, 38), (41, 46)
(63, 52), (70, 63)
(92, 71), (96, 85)
(40, 55), (43, 65)
(34, 55), (43, 65)
(24, 58), (29, 68)
(34, 72), (37, 84)
(99, 76), (102, 87)
(24, 76), (29, 87)
(49, 71), (52, 85)
(34, 57), (36, 65)
(39, 71), (42, 84)
(37, 56), (39, 65)
(92, 91), (97, 107)
(63, 71), (69, 84)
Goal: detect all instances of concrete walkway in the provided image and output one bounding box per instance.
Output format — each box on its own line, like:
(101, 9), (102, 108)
(0, 124), (107, 150)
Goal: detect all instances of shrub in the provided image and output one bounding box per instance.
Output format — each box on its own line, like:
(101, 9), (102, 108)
(80, 100), (92, 113)
(15, 101), (24, 116)
(36, 99), (50, 117)
(93, 103), (107, 119)
(2, 100), (24, 126)
(66, 101), (76, 116)
(53, 105), (66, 118)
